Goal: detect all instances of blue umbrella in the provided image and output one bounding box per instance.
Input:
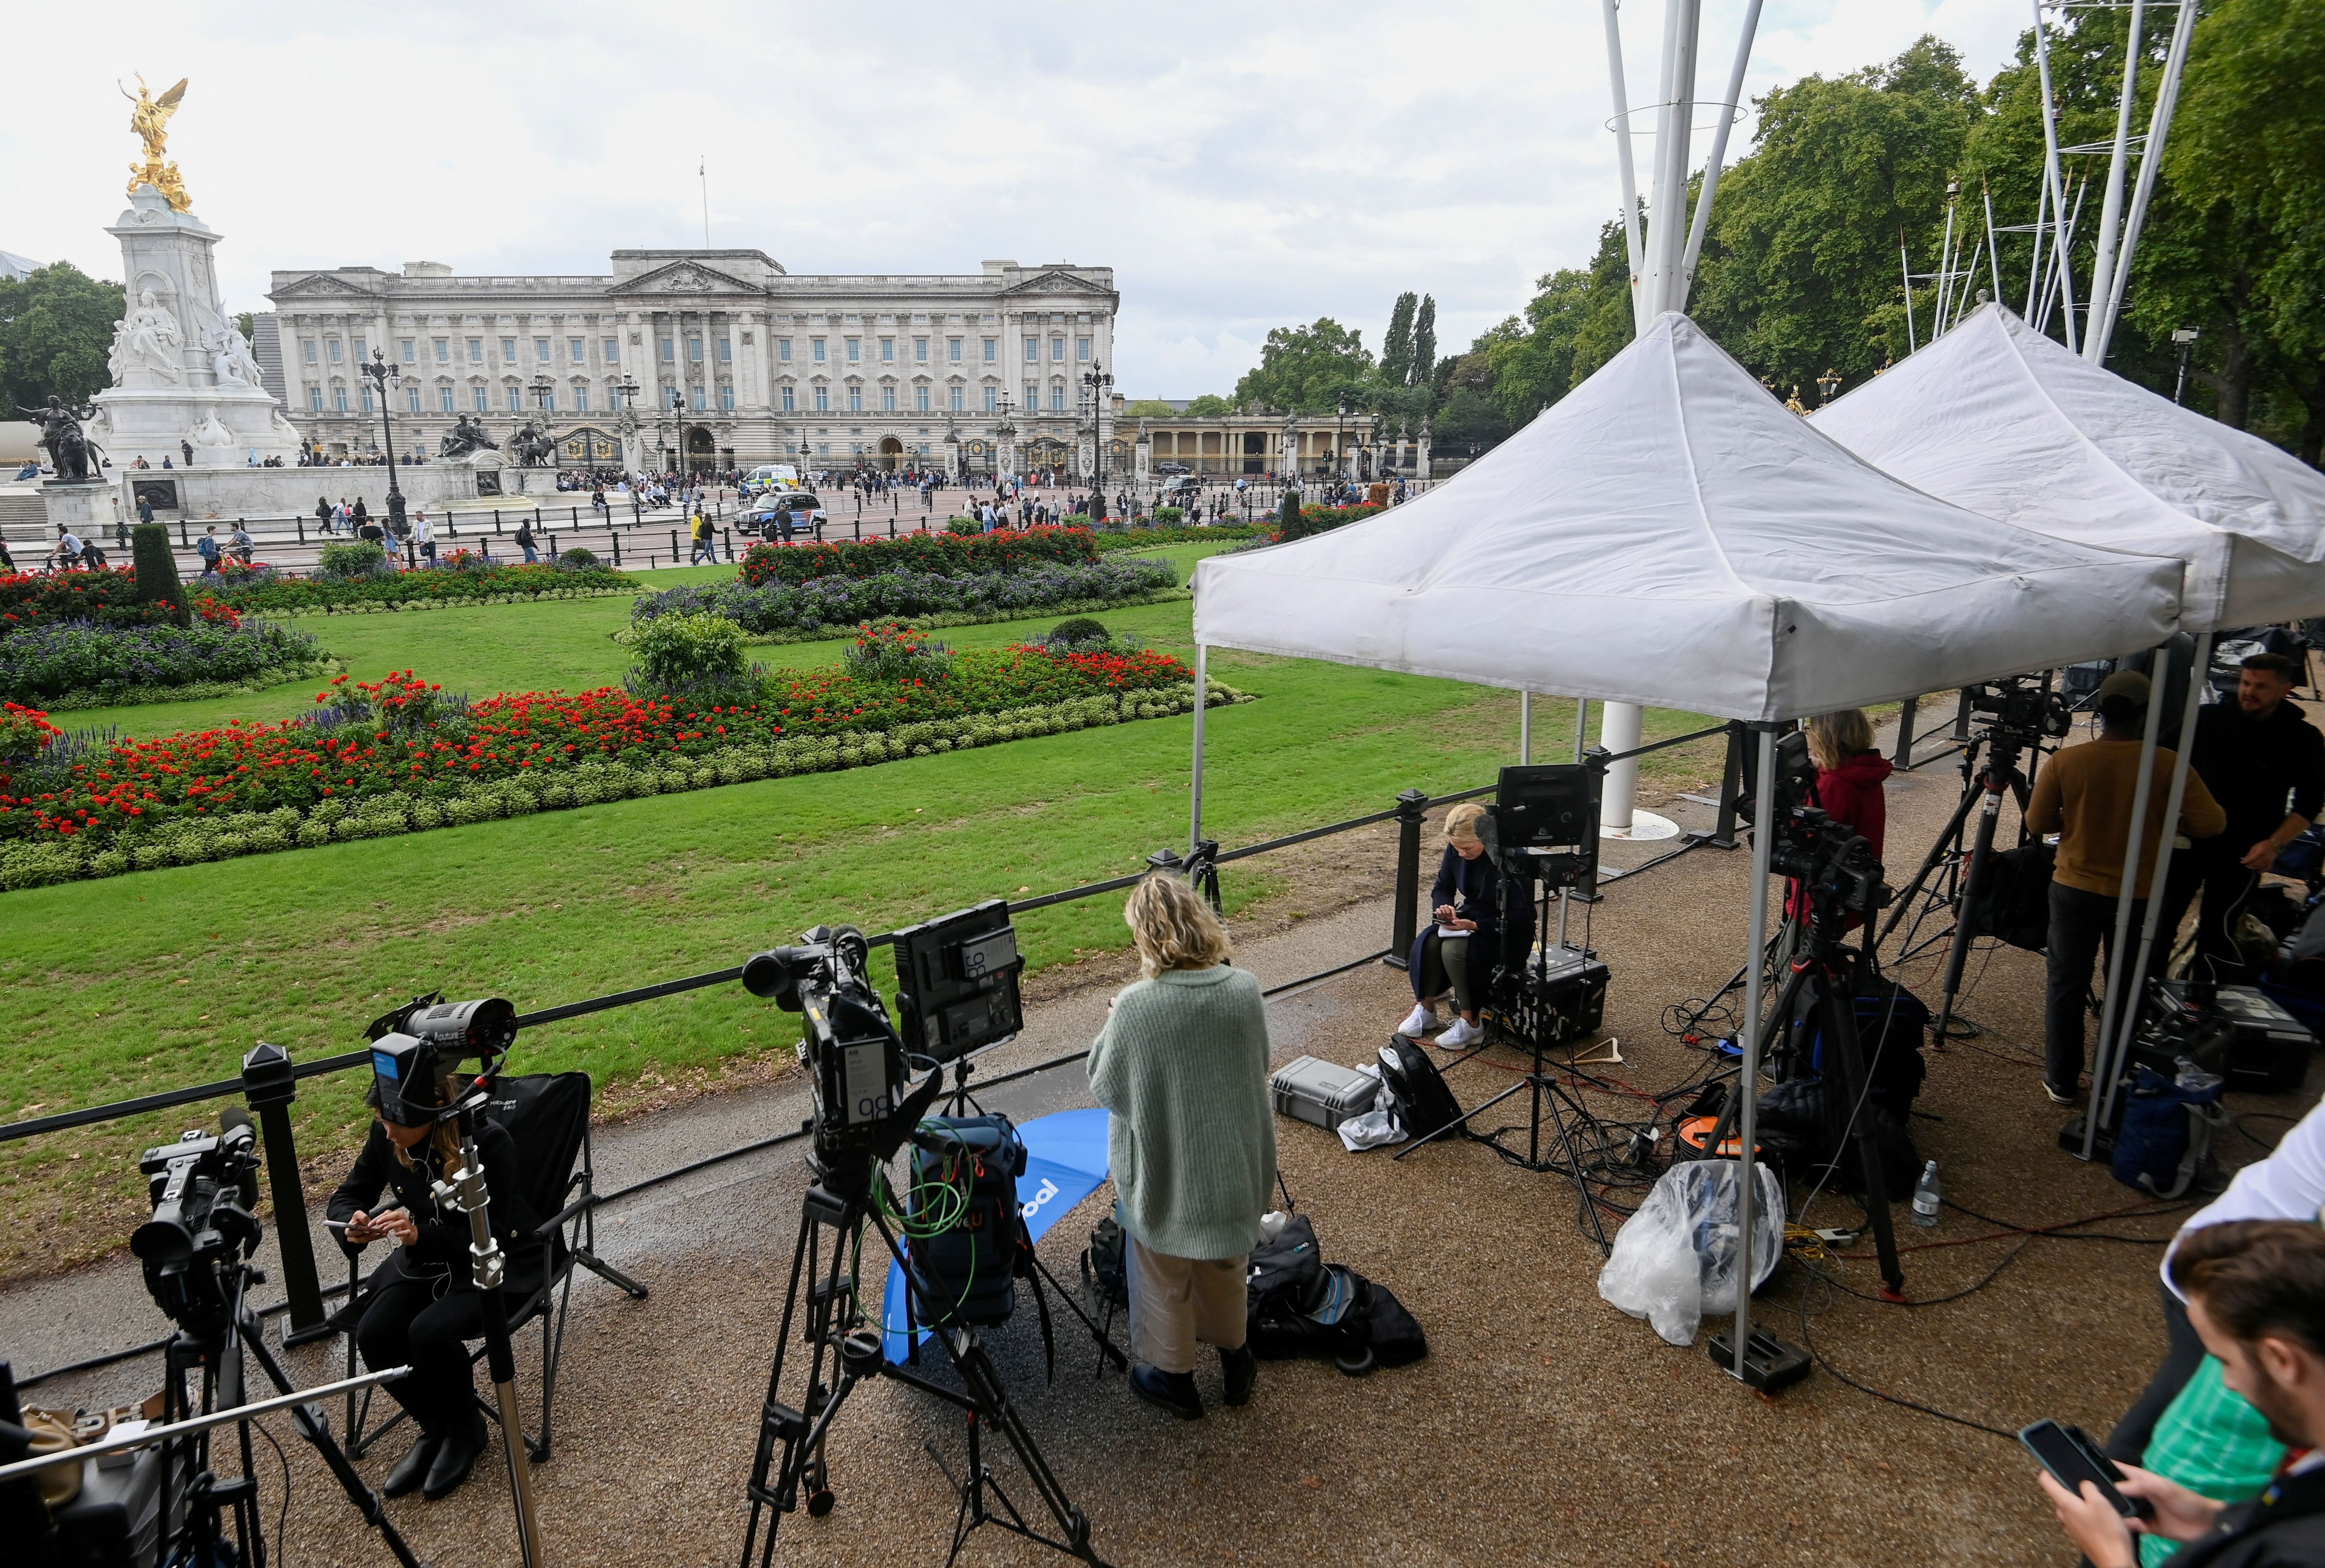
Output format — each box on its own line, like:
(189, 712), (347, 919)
(882, 1108), (1110, 1363)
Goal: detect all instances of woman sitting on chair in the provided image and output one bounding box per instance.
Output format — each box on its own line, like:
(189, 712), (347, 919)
(329, 1070), (542, 1501)
(1399, 802), (1502, 1050)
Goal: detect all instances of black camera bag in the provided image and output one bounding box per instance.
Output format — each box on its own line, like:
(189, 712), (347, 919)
(1376, 1037), (1462, 1141)
(906, 1114), (1027, 1329)
(1963, 841), (2054, 952)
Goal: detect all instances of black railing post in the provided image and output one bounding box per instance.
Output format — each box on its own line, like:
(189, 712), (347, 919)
(1892, 694), (1920, 768)
(242, 1042), (329, 1341)
(178, 518), (190, 547)
(670, 528), (679, 561)
(1386, 787), (1430, 969)
(1689, 721), (1744, 851)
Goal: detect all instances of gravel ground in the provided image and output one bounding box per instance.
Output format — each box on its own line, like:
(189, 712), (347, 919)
(10, 728), (2317, 1568)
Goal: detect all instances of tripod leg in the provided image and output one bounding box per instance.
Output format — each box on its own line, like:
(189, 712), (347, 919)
(1932, 773), (2009, 1043)
(240, 1328), (430, 1568)
(1818, 970), (1905, 1300)
(1875, 767), (1980, 953)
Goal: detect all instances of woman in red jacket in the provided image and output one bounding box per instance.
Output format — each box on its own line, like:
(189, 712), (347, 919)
(1808, 708), (1892, 859)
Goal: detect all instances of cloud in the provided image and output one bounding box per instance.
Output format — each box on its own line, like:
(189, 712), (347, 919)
(3, 1), (2033, 398)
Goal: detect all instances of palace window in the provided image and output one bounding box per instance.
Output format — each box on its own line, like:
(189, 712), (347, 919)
(574, 386), (589, 411)
(328, 339), (343, 363)
(880, 339), (894, 363)
(948, 338), (962, 362)
(541, 388), (555, 412)
(1023, 339), (1037, 363)
(718, 338), (732, 363)
(360, 385), (374, 412)
(1077, 337), (1091, 361)
(917, 339), (930, 363)
(781, 385), (795, 411)
(570, 339), (585, 362)
(333, 385), (348, 411)
(406, 388), (421, 412)
(721, 385), (735, 412)
(301, 339), (317, 364)
(434, 339), (450, 363)
(692, 386), (706, 412)
(1025, 382), (1037, 410)
(1052, 338), (1066, 362)
(353, 339), (367, 361)
(440, 387), (456, 412)
(811, 338), (826, 362)
(399, 339), (416, 363)
(983, 338), (997, 362)
(507, 387), (522, 411)
(817, 443), (829, 456)
(883, 386), (897, 412)
(501, 338), (516, 360)
(950, 386), (963, 412)
(848, 386), (863, 412)
(307, 386), (322, 411)
(660, 338), (674, 361)
(474, 387), (489, 411)
(535, 339), (550, 362)
(916, 385), (930, 411)
(469, 339), (484, 363)
(814, 386), (828, 411)
(604, 338), (619, 363)
(983, 386), (996, 412)
(687, 337), (702, 362)
(1052, 385), (1066, 412)
(777, 339), (792, 362)
(846, 338), (861, 363)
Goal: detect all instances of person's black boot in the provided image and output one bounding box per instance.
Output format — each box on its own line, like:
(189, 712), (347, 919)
(381, 1430), (442, 1499)
(1220, 1344), (1258, 1408)
(1129, 1364), (1202, 1420)
(422, 1410), (487, 1501)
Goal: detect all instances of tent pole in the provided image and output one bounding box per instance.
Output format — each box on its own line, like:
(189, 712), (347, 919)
(1599, 701), (1645, 833)
(2082, 0), (2147, 365)
(1521, 691), (1533, 766)
(1983, 180), (2007, 304)
(1732, 725), (1778, 1382)
(2024, 173), (2050, 319)
(2096, 0), (2198, 359)
(1190, 642), (1208, 855)
(1900, 233), (1918, 353)
(1601, 0), (1646, 324)
(1575, 698), (1590, 764)
(2082, 647), (2169, 1161)
(1932, 196), (1960, 336)
(2032, 4), (2081, 353)
(2099, 629), (2212, 1135)
(1676, 0), (1764, 309)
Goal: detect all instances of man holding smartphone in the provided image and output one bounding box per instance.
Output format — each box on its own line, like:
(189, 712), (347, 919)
(2042, 1220), (2325, 1567)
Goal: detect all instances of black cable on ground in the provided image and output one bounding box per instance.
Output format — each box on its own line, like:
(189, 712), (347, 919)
(253, 1416), (292, 1567)
(1785, 1273), (2021, 1441)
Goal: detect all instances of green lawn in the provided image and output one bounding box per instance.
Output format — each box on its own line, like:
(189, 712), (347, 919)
(0, 541), (1728, 1275)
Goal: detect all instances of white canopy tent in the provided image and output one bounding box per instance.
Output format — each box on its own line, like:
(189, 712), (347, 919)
(1189, 310), (2186, 1376)
(1811, 301), (2325, 1155)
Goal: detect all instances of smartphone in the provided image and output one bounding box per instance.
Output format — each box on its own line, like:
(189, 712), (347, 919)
(2020, 1419), (2152, 1521)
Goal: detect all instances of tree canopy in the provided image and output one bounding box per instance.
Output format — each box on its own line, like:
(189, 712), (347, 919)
(0, 262), (125, 412)
(1230, 317), (1376, 414)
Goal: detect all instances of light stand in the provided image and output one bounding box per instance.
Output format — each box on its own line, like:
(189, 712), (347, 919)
(359, 351), (408, 538)
(2172, 327), (2199, 405)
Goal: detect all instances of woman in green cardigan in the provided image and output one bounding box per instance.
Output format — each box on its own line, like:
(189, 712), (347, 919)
(1088, 873), (1277, 1420)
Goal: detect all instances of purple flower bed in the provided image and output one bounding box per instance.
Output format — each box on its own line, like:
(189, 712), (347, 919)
(0, 619), (327, 703)
(630, 558), (1178, 638)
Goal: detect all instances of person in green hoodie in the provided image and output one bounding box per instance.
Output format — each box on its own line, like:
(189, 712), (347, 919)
(1089, 873), (1276, 1421)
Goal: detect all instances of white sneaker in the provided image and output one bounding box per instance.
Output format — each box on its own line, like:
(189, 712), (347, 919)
(1439, 1017), (1484, 1050)
(1397, 1004), (1433, 1037)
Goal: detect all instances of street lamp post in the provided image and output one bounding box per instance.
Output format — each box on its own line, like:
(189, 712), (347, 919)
(1334, 397), (1348, 485)
(1081, 361), (1113, 517)
(529, 371), (554, 416)
(993, 391), (1017, 485)
(2172, 328), (2200, 405)
(358, 350), (408, 538)
(1815, 367), (1842, 406)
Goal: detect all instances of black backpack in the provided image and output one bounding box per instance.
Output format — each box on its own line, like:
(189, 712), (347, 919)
(1376, 1037), (1463, 1141)
(1963, 841), (2054, 952)
(1245, 1214), (1428, 1372)
(905, 1114), (1027, 1329)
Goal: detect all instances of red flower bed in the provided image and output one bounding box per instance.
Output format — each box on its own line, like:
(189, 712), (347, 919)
(0, 567), (236, 634)
(0, 641), (1196, 846)
(737, 524), (1100, 587)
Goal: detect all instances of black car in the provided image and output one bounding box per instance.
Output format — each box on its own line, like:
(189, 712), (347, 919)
(743, 493), (829, 539)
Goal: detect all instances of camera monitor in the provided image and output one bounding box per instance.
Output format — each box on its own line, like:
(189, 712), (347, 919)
(1736, 726), (1818, 824)
(1486, 764), (1600, 892)
(890, 900), (1026, 1065)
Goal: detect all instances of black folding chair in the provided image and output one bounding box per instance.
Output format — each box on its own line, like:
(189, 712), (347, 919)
(343, 1071), (647, 1462)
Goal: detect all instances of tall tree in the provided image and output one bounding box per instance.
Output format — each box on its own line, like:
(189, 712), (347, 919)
(1380, 292), (1419, 389)
(1409, 296), (1437, 390)
(0, 262), (125, 411)
(1231, 318), (1375, 413)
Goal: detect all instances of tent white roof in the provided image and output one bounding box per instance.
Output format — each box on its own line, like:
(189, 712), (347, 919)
(1192, 313), (2183, 722)
(1810, 302), (2325, 631)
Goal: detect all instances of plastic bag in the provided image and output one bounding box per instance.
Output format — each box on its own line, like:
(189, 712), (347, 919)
(1336, 1106), (1404, 1151)
(1597, 1160), (1786, 1346)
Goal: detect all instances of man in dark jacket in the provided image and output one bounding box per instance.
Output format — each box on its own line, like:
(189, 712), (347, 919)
(2155, 653), (2325, 985)
(2044, 1218), (2325, 1568)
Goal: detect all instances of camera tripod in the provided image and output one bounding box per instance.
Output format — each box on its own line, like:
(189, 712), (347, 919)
(741, 1156), (1107, 1568)
(1875, 725), (2040, 1043)
(160, 1259), (432, 1568)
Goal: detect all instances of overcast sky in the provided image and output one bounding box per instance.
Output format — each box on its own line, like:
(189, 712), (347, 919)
(5, 1), (2033, 399)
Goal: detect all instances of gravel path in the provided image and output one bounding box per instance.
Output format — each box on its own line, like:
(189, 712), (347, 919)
(8, 729), (2314, 1567)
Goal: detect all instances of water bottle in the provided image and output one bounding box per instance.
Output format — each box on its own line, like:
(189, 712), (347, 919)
(1911, 1160), (1942, 1228)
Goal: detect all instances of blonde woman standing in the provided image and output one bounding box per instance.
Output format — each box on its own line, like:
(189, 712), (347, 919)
(1088, 874), (1275, 1420)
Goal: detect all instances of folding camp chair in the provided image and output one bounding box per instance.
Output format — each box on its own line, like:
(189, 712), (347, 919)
(342, 1072), (647, 1462)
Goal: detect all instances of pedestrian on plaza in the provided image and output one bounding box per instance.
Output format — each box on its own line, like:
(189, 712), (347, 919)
(689, 510), (716, 565)
(1088, 873), (1273, 1422)
(352, 497), (369, 530)
(515, 519), (538, 565)
(138, 495), (154, 525)
(316, 496), (332, 535)
(230, 521), (253, 565)
(180, 439), (194, 467)
(2151, 652), (2325, 987)
(414, 511), (436, 564)
(195, 525), (222, 576)
(2026, 671), (2226, 1104)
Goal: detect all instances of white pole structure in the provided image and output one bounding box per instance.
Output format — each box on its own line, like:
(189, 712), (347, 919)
(2024, 172), (2051, 319)
(1983, 181), (2008, 302)
(1521, 691), (1533, 764)
(2040, 173), (2092, 337)
(1575, 698), (1590, 763)
(1901, 234), (1919, 352)
(2081, 650), (2171, 1161)
(2082, 0), (2148, 364)
(1677, 0), (1766, 304)
(1931, 194), (1960, 336)
(1731, 725), (1778, 1380)
(1601, 0), (1702, 833)
(2095, 631), (2215, 1138)
(1601, 0), (1646, 314)
(1189, 642), (1208, 853)
(2093, 0), (2199, 360)
(2031, 4), (2081, 353)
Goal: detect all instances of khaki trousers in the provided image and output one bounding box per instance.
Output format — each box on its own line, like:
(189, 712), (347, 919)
(1127, 1235), (1249, 1375)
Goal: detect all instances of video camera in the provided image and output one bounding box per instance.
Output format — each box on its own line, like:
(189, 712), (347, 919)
(1967, 675), (2072, 747)
(132, 1111), (263, 1340)
(364, 994), (518, 1125)
(1768, 806), (1888, 929)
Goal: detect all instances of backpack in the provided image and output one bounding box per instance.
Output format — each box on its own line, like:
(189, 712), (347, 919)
(1080, 1212), (1129, 1311)
(1788, 969), (1931, 1123)
(1375, 1037), (1463, 1142)
(1244, 1214), (1429, 1373)
(1963, 841), (2054, 952)
(904, 1114), (1027, 1329)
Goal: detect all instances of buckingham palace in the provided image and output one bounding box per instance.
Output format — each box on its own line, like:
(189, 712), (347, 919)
(264, 249), (1121, 475)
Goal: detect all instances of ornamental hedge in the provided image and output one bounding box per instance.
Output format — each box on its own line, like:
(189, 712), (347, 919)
(1091, 523), (1261, 550)
(0, 645), (1253, 889)
(630, 558), (1178, 639)
(200, 555), (639, 615)
(0, 568), (236, 637)
(737, 524), (1100, 587)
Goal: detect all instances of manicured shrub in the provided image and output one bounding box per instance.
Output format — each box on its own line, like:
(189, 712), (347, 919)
(737, 524), (1099, 588)
(841, 621), (952, 684)
(629, 612), (749, 693)
(558, 548), (602, 571)
(0, 620), (327, 704)
(131, 524), (192, 628)
(633, 559), (1174, 641)
(945, 517), (981, 535)
(318, 542), (389, 580)
(1048, 618), (1109, 648)
(1151, 506), (1185, 525)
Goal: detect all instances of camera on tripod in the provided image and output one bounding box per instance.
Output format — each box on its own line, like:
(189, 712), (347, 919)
(132, 1113), (262, 1341)
(1966, 675), (2072, 745)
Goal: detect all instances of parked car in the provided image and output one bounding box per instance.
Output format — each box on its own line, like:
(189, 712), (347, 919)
(1154, 461), (1193, 478)
(742, 492), (828, 539)
(1159, 474), (1202, 499)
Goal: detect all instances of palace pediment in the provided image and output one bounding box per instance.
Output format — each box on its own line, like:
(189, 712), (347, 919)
(607, 260), (764, 297)
(272, 272), (380, 299)
(997, 270), (1116, 300)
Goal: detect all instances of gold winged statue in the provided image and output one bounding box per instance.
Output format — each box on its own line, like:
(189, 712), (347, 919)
(122, 75), (190, 212)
